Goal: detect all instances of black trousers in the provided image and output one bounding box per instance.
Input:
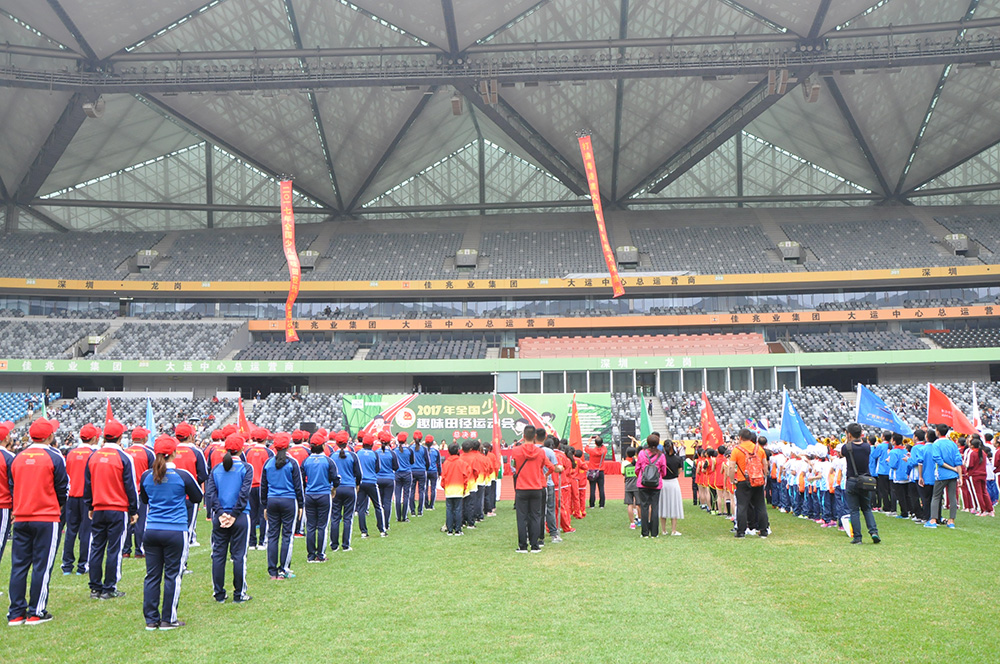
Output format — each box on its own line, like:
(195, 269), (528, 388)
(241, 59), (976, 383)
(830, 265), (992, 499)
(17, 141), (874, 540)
(907, 482), (923, 520)
(514, 488), (544, 551)
(892, 482), (911, 518)
(920, 483), (936, 522)
(304, 493), (331, 560)
(589, 470), (606, 508)
(876, 474), (894, 512)
(123, 502), (147, 556)
(7, 521), (60, 621)
(88, 510), (128, 594)
(377, 478), (395, 527)
(410, 471), (427, 516)
(356, 483), (386, 535)
(61, 496), (90, 574)
(248, 487), (264, 546)
(142, 529), (187, 625)
(637, 487), (660, 537)
(211, 513), (250, 601)
(735, 481), (769, 536)
(425, 473), (439, 509)
(265, 497), (296, 577)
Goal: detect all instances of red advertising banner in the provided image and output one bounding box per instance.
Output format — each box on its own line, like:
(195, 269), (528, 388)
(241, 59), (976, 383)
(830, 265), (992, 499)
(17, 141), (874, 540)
(279, 180), (300, 342)
(577, 134), (625, 298)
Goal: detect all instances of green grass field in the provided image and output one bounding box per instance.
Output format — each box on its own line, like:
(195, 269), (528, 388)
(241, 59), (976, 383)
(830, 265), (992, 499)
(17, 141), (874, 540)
(2, 503), (998, 663)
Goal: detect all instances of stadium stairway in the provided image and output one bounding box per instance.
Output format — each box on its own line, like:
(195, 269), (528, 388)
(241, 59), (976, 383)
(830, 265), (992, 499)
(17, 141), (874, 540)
(647, 395), (669, 438)
(92, 317), (128, 356)
(126, 232), (179, 278)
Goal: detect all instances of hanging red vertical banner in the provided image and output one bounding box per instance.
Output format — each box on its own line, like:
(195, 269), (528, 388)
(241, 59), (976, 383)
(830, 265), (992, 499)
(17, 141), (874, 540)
(577, 134), (625, 298)
(279, 180), (300, 342)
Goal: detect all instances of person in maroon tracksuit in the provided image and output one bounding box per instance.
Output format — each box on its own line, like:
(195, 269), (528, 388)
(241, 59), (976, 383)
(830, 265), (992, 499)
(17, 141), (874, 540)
(84, 420), (138, 600)
(7, 418), (69, 626)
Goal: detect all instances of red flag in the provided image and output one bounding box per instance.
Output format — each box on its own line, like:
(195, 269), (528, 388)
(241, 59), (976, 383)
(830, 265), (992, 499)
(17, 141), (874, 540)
(237, 397), (252, 436)
(577, 135), (625, 298)
(105, 397), (113, 428)
(279, 180), (300, 343)
(927, 384), (976, 435)
(569, 393), (583, 451)
(491, 394), (503, 478)
(700, 391), (724, 449)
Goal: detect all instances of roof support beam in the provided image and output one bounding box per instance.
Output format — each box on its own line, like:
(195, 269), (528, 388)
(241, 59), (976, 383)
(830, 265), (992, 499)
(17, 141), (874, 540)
(46, 0), (97, 61)
(903, 133), (1000, 195)
(624, 77), (797, 199)
(906, 181), (1000, 198)
(19, 205), (70, 232)
(610, 0), (629, 200)
(345, 88), (437, 212)
(823, 75), (891, 198)
(807, 0), (832, 39)
(30, 198), (336, 215)
(440, 0), (460, 55)
(13, 92), (94, 204)
(142, 94), (339, 212)
(460, 86), (589, 197)
(467, 105), (486, 214)
(283, 0), (344, 211)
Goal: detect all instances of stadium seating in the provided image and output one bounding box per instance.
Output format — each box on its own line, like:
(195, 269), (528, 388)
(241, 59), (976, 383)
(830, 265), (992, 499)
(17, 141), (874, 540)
(781, 219), (968, 271)
(815, 300), (876, 310)
(48, 308), (117, 320)
(234, 340), (359, 361)
(870, 381), (1000, 430)
(99, 322), (241, 360)
(308, 232), (463, 281)
(0, 231), (162, 280)
(366, 340), (487, 360)
(936, 214), (1000, 261)
(476, 230), (606, 278)
(0, 392), (58, 426)
(518, 333), (768, 359)
(925, 329), (1000, 349)
(730, 303), (792, 314)
(134, 311), (204, 320)
(55, 395), (237, 441)
(137, 229), (316, 281)
(659, 386), (854, 438)
(0, 320), (110, 359)
(631, 225), (783, 274)
(248, 392), (345, 434)
(792, 331), (926, 352)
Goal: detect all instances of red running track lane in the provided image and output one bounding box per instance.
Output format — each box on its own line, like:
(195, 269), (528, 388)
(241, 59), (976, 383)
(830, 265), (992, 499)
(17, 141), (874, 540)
(438, 474), (693, 501)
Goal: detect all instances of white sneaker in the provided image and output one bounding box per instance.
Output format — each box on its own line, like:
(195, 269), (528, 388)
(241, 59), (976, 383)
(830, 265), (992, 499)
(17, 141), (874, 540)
(671, 531), (682, 536)
(189, 540), (200, 547)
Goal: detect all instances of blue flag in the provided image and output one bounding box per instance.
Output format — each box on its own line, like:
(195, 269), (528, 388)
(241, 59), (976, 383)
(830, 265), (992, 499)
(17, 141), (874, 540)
(779, 389), (818, 449)
(146, 398), (156, 435)
(855, 384), (913, 436)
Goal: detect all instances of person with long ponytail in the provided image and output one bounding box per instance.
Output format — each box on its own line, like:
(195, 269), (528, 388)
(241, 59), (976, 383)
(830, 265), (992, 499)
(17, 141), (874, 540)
(393, 432), (414, 523)
(375, 431), (399, 529)
(301, 432), (340, 562)
(140, 436), (202, 630)
(410, 430), (428, 517)
(355, 434), (387, 538)
(330, 431), (362, 552)
(204, 434), (253, 603)
(425, 436), (441, 511)
(261, 433), (303, 580)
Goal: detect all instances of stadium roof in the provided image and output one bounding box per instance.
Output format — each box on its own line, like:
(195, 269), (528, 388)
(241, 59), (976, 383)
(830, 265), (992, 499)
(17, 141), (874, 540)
(2, 0), (1000, 231)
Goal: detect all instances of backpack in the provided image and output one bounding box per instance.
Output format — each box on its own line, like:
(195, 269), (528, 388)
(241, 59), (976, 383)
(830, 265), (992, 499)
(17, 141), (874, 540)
(640, 454), (661, 488)
(744, 444), (766, 488)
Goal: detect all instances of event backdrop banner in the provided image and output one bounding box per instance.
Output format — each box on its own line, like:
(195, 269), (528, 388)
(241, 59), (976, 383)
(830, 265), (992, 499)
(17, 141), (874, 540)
(342, 393), (612, 444)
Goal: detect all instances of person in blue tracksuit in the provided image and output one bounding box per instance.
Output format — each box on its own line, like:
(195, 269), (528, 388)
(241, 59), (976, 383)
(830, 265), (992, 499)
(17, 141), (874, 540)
(301, 433), (340, 562)
(375, 432), (398, 528)
(915, 430), (938, 522)
(261, 433), (303, 579)
(886, 433), (910, 519)
(355, 434), (386, 538)
(330, 432), (362, 551)
(205, 434), (253, 603)
(425, 436), (441, 511)
(927, 426), (963, 528)
(410, 431), (428, 517)
(394, 432), (414, 522)
(140, 436), (203, 630)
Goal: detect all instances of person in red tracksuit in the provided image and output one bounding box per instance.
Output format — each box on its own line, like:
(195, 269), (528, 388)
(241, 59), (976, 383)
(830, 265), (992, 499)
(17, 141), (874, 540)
(0, 422), (15, 579)
(7, 418), (69, 626)
(205, 431), (225, 470)
(172, 423), (208, 547)
(123, 428), (154, 559)
(61, 424), (98, 576)
(575, 450), (588, 518)
(83, 420), (138, 600)
(244, 430), (274, 549)
(553, 444), (574, 534)
(507, 439), (558, 553)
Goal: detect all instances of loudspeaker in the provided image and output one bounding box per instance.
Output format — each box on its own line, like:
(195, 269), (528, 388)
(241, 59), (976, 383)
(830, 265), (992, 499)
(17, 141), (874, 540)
(620, 419), (636, 440)
(299, 421), (317, 434)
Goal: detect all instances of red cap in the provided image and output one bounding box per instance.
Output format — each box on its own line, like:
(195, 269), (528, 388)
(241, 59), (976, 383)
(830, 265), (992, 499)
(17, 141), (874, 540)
(291, 430), (305, 442)
(425, 435), (434, 443)
(153, 435), (178, 456)
(272, 433), (291, 450)
(396, 432), (407, 443)
(210, 430), (223, 441)
(104, 420), (125, 439)
(132, 427), (150, 441)
(309, 432), (327, 447)
(222, 424), (237, 436)
(0, 425), (10, 440)
(413, 430), (423, 440)
(378, 430), (392, 443)
(224, 434), (245, 453)
(29, 418), (56, 441)
(331, 430), (347, 444)
(174, 422), (195, 439)
(250, 427), (267, 442)
(79, 423), (100, 440)
(362, 434), (375, 446)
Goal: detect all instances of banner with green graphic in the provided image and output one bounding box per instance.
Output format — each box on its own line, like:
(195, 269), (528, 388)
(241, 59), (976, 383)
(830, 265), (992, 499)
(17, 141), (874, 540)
(342, 393), (611, 445)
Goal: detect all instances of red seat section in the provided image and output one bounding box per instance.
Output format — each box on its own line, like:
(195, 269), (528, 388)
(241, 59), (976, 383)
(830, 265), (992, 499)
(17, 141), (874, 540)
(518, 333), (768, 358)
